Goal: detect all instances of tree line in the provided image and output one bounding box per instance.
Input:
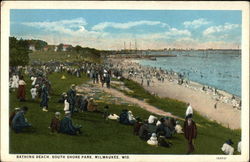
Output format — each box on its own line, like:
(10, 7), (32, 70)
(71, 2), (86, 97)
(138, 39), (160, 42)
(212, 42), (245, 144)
(9, 37), (102, 66)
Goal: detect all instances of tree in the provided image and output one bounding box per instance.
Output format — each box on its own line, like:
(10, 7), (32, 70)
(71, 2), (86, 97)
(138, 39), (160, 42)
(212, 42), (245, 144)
(74, 45), (82, 53)
(34, 40), (48, 50)
(57, 43), (64, 52)
(9, 37), (30, 66)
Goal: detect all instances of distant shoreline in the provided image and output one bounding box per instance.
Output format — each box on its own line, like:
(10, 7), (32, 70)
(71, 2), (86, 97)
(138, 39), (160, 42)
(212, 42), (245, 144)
(109, 58), (241, 129)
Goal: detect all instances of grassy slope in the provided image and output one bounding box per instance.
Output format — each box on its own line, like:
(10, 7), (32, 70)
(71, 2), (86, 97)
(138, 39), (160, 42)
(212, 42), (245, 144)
(9, 72), (240, 154)
(29, 51), (101, 63)
(9, 72), (180, 154)
(114, 78), (241, 152)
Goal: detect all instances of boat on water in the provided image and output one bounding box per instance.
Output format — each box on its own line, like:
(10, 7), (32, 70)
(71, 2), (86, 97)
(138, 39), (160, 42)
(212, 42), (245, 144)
(149, 57), (157, 61)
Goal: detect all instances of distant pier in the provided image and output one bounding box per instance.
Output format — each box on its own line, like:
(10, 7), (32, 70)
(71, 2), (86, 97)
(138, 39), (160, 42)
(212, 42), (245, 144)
(107, 54), (177, 59)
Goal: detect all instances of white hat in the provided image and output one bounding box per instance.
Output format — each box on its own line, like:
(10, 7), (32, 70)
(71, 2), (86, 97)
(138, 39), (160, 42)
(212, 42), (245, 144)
(65, 111), (71, 114)
(148, 115), (157, 124)
(156, 120), (161, 126)
(14, 107), (20, 111)
(128, 111), (132, 114)
(152, 133), (156, 137)
(55, 112), (61, 116)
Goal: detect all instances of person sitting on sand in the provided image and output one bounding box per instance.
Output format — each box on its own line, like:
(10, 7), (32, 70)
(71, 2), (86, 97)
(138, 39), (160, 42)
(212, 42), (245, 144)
(11, 106), (32, 133)
(147, 133), (158, 146)
(49, 112), (61, 133)
(59, 111), (82, 135)
(221, 139), (234, 155)
(185, 103), (193, 119)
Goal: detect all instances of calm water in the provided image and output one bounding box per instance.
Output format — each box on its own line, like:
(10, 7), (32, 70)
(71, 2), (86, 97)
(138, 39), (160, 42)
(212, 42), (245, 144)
(139, 50), (241, 97)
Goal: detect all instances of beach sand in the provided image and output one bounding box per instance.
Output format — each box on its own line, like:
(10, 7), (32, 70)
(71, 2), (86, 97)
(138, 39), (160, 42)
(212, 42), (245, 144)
(121, 59), (241, 130)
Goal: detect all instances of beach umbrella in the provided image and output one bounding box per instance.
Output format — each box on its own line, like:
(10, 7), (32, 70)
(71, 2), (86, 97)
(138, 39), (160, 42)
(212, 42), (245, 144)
(61, 75), (66, 80)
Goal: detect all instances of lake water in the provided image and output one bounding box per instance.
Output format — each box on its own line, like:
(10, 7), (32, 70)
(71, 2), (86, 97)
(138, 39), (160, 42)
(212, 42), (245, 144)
(139, 50), (241, 97)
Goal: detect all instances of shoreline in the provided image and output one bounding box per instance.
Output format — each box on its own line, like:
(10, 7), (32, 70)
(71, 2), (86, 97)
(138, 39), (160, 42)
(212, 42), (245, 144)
(131, 58), (241, 98)
(109, 58), (241, 129)
(130, 58), (241, 107)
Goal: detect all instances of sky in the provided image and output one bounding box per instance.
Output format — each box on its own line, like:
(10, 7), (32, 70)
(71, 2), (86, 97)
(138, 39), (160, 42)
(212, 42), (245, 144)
(10, 10), (242, 50)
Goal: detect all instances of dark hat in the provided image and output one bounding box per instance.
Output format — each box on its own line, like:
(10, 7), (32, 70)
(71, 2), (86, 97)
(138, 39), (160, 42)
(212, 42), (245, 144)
(160, 117), (165, 123)
(136, 117), (142, 122)
(21, 106), (28, 112)
(104, 105), (109, 109)
(226, 139), (234, 145)
(186, 114), (193, 119)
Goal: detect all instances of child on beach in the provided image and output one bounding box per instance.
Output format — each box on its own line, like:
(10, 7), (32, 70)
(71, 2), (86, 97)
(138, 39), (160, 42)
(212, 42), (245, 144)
(49, 112), (61, 133)
(30, 85), (38, 100)
(221, 139), (234, 155)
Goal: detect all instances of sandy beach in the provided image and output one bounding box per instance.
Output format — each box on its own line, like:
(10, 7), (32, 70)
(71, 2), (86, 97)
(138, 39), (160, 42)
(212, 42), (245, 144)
(110, 58), (241, 130)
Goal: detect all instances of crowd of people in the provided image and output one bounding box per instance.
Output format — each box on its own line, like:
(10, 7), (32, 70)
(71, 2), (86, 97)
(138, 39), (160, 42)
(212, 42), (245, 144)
(107, 58), (242, 110)
(8, 61), (241, 154)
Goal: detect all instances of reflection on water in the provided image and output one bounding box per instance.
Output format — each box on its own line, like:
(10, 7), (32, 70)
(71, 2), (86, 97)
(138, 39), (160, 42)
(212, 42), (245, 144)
(139, 50), (241, 97)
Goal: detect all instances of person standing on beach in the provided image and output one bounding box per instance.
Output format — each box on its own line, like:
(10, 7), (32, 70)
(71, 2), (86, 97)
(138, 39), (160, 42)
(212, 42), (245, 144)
(185, 103), (193, 119)
(141, 76), (144, 86)
(183, 117), (197, 154)
(17, 75), (26, 102)
(67, 84), (76, 114)
(40, 82), (49, 112)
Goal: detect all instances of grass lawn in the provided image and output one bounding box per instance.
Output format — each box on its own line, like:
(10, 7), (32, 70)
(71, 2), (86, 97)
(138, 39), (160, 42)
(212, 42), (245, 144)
(9, 72), (240, 154)
(29, 51), (101, 64)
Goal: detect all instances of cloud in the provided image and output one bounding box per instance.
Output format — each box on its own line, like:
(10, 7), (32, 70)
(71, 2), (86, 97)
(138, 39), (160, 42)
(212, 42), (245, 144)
(166, 28), (191, 37)
(17, 18), (239, 50)
(22, 17), (101, 36)
(92, 20), (169, 31)
(183, 18), (211, 29)
(203, 23), (240, 36)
